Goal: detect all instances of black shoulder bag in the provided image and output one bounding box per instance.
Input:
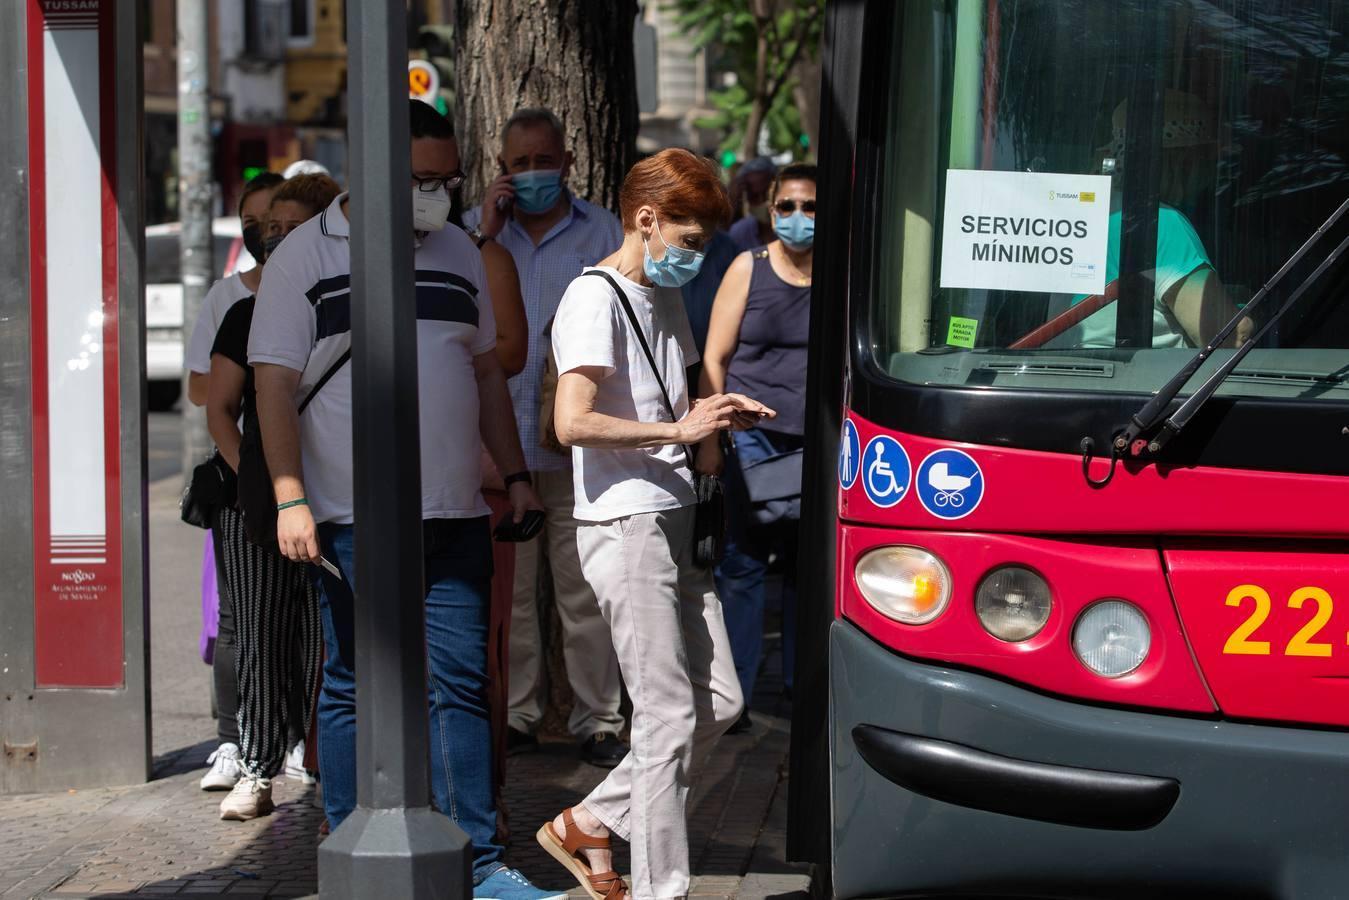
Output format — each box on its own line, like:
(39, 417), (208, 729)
(582, 271), (724, 568)
(236, 348), (350, 549)
(180, 450), (236, 529)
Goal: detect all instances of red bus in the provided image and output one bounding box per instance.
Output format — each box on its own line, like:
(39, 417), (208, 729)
(790, 2), (1349, 896)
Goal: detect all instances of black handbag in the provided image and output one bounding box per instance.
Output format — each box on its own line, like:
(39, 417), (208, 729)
(739, 446), (804, 525)
(583, 271), (725, 568)
(180, 451), (236, 529)
(236, 348), (350, 549)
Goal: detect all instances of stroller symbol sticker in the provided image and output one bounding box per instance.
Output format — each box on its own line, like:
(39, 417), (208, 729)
(916, 449), (984, 520)
(839, 419), (861, 490)
(859, 436), (911, 508)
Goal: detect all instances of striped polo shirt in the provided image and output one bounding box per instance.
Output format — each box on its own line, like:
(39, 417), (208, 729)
(248, 192), (497, 525)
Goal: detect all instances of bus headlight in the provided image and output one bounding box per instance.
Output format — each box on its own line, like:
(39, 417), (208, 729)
(854, 546), (952, 625)
(975, 566), (1052, 642)
(1072, 600), (1150, 678)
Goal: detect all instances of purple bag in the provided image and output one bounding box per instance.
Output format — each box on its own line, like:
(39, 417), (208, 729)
(200, 530), (218, 664)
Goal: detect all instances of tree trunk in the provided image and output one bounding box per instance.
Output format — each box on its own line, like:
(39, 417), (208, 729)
(739, 24), (772, 161)
(453, 0), (639, 740)
(793, 56), (822, 161)
(454, 0), (640, 212)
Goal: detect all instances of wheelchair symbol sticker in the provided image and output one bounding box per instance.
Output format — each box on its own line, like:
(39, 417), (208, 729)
(915, 449), (984, 520)
(839, 419), (861, 490)
(859, 435), (911, 509)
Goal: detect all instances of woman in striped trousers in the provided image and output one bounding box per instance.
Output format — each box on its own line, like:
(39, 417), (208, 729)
(204, 175), (341, 820)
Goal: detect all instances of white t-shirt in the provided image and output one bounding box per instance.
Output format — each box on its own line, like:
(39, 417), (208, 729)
(247, 193), (497, 525)
(186, 274), (252, 374)
(551, 267), (699, 522)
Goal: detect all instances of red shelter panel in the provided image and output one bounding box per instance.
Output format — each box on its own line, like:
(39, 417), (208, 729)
(27, 0), (124, 688)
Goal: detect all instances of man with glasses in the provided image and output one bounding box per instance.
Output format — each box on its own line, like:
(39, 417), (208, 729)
(463, 109), (629, 769)
(249, 100), (563, 900)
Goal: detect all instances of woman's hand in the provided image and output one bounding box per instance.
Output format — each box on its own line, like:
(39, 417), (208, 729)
(724, 392), (775, 431)
(677, 393), (774, 444)
(695, 435), (724, 476)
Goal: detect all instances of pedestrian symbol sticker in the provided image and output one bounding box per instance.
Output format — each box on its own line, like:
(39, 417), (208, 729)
(915, 448), (984, 520)
(839, 419), (861, 490)
(859, 435), (911, 509)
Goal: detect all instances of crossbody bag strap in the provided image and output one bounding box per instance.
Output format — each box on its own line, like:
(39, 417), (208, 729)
(297, 347), (351, 416)
(582, 270), (695, 469)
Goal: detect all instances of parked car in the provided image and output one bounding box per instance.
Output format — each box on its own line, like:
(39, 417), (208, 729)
(145, 218), (256, 409)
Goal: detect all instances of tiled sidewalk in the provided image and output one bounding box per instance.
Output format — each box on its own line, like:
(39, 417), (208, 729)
(1, 477), (812, 898)
(0, 682), (804, 895)
(2, 691), (804, 899)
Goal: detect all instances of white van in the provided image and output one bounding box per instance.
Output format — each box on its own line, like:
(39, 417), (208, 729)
(144, 218), (256, 408)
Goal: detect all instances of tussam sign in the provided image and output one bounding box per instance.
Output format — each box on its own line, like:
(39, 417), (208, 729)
(939, 170), (1111, 295)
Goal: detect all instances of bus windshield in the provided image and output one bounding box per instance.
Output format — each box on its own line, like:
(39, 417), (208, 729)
(871, 0), (1349, 402)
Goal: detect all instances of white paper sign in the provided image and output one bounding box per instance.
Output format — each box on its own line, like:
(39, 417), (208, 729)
(939, 170), (1111, 294)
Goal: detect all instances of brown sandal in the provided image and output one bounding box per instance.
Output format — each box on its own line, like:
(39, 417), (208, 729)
(536, 808), (628, 900)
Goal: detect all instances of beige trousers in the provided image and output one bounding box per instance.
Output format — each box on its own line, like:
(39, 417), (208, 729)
(509, 468), (625, 738)
(577, 505), (743, 900)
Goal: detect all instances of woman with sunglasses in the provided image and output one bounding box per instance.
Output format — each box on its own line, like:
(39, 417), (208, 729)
(696, 163), (817, 731)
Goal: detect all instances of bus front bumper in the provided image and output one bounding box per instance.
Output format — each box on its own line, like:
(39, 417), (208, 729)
(830, 619), (1349, 900)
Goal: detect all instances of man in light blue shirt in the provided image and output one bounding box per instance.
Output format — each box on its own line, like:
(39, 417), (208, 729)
(463, 108), (627, 768)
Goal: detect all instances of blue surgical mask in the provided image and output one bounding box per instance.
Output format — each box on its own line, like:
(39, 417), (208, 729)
(643, 216), (706, 288)
(512, 169), (563, 214)
(774, 211), (815, 251)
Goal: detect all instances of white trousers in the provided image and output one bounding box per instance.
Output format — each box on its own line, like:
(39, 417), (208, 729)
(578, 505), (743, 900)
(509, 469), (625, 738)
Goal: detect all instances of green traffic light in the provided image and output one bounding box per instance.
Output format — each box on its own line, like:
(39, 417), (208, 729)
(720, 151), (737, 168)
(242, 166), (264, 182)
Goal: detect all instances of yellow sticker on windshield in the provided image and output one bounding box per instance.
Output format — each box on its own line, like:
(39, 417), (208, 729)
(946, 316), (978, 349)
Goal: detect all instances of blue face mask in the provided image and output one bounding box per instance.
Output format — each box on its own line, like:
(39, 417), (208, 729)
(643, 217), (706, 288)
(512, 169), (563, 214)
(774, 211), (815, 251)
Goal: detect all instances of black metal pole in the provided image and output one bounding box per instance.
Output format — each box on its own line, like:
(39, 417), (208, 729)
(317, 1), (470, 896)
(1114, 10), (1164, 350)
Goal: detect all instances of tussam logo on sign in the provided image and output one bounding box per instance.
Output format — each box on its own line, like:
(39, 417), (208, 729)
(940, 170), (1111, 295)
(1048, 190), (1097, 202)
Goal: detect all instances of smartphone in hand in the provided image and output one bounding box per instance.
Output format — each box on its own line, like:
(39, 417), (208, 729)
(494, 509), (545, 542)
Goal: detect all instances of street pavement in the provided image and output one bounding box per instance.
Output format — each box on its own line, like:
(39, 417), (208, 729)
(0, 463), (812, 899)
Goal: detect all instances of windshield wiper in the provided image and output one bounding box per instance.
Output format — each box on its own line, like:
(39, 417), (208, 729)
(1113, 197), (1349, 457)
(1146, 231), (1349, 452)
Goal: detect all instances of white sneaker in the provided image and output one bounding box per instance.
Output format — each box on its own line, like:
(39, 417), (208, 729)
(200, 743), (242, 791)
(219, 774), (274, 821)
(284, 740), (317, 784)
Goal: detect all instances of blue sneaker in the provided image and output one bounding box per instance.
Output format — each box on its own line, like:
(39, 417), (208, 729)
(473, 866), (569, 900)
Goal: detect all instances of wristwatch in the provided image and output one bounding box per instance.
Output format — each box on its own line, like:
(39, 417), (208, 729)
(503, 471), (532, 488)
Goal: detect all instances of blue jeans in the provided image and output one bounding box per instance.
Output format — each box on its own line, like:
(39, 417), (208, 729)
(714, 428), (802, 704)
(315, 517), (504, 883)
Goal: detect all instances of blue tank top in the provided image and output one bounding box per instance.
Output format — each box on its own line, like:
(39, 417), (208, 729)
(725, 247), (811, 435)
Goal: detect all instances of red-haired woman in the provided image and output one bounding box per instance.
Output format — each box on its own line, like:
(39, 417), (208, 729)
(540, 149), (774, 900)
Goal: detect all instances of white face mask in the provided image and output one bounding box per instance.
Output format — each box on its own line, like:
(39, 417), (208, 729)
(412, 186), (451, 232)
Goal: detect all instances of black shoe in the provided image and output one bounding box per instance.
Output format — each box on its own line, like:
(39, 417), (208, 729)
(726, 708), (753, 735)
(580, 731), (629, 769)
(506, 726), (538, 756)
